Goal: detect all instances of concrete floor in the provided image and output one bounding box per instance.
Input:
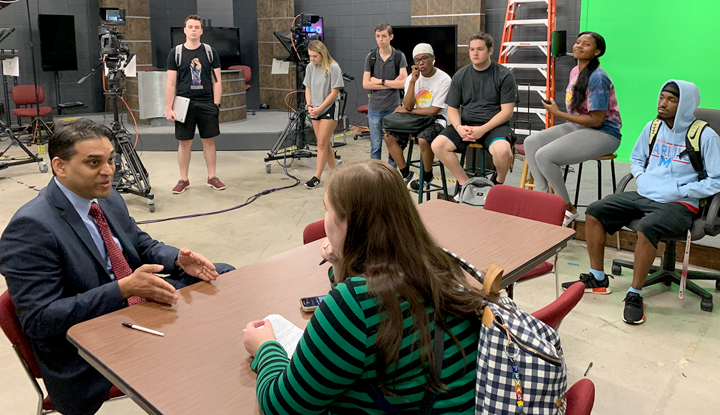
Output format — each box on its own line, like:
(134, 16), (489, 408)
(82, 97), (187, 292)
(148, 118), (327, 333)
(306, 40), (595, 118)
(1, 135), (718, 414)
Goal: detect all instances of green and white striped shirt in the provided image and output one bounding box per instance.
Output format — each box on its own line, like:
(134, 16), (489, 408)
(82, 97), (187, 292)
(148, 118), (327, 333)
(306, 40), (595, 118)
(251, 276), (480, 414)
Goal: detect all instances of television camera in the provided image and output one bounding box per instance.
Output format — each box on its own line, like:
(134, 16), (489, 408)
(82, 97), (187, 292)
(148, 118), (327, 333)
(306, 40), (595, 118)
(264, 14), (340, 173)
(76, 7), (154, 211)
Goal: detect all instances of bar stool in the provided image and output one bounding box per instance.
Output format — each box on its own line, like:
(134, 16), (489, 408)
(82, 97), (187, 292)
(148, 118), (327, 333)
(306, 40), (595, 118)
(565, 153), (618, 208)
(405, 136), (449, 203)
(516, 144), (537, 190)
(451, 143), (494, 195)
(353, 105), (370, 140)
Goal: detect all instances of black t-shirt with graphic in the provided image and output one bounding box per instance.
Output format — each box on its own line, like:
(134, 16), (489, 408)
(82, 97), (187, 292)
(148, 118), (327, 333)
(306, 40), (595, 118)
(166, 44), (221, 102)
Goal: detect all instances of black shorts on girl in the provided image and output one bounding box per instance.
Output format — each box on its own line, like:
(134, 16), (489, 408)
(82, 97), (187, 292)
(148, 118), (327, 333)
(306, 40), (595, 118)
(311, 103), (337, 121)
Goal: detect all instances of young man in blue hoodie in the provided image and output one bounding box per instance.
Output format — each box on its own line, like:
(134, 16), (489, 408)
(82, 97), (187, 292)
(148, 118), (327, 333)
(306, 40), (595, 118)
(562, 80), (720, 324)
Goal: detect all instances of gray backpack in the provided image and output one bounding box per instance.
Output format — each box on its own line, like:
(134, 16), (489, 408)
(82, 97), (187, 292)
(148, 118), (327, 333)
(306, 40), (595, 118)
(174, 43), (218, 82)
(459, 177), (494, 207)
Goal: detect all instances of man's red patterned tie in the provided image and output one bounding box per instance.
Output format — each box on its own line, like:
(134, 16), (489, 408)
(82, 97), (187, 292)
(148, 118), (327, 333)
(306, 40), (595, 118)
(88, 202), (143, 305)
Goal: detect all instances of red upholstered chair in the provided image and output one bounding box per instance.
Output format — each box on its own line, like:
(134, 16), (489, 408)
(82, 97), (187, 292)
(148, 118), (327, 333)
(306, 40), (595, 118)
(566, 378), (596, 415)
(228, 65), (252, 91)
(0, 291), (124, 415)
(353, 104), (370, 140)
(531, 282), (584, 331)
(303, 219), (326, 245)
(484, 185), (567, 298)
(12, 85), (54, 141)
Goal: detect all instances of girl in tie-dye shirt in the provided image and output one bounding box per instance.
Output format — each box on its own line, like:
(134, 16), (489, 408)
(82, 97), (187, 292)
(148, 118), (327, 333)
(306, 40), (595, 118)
(524, 31), (623, 226)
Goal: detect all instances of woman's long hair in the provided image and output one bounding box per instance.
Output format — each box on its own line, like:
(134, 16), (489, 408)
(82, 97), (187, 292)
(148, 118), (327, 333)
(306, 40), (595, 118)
(307, 40), (337, 75)
(570, 31), (606, 112)
(326, 160), (497, 394)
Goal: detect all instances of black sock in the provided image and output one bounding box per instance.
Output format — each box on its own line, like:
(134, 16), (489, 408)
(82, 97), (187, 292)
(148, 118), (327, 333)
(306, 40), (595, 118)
(400, 166), (410, 178)
(423, 170), (433, 182)
(491, 173), (503, 185)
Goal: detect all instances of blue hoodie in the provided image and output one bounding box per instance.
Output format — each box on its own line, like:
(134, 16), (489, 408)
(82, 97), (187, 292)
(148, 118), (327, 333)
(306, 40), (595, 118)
(630, 80), (720, 209)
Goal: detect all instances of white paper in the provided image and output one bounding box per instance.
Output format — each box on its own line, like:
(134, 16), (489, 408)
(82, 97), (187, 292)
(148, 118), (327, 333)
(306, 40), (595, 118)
(125, 55), (136, 77)
(265, 314), (304, 358)
(2, 57), (19, 77)
(271, 58), (290, 75)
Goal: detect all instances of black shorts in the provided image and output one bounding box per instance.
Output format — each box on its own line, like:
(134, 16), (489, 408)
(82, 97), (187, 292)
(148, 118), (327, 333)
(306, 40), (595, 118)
(439, 123), (516, 154)
(586, 192), (696, 247)
(311, 103), (337, 121)
(175, 100), (220, 140)
(386, 122), (445, 150)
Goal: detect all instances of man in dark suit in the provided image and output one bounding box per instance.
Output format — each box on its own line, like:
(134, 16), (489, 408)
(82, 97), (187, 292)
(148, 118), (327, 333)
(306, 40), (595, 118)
(0, 120), (234, 415)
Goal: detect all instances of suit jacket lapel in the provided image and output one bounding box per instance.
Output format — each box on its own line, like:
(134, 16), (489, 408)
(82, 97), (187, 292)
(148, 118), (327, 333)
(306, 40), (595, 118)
(48, 180), (109, 278)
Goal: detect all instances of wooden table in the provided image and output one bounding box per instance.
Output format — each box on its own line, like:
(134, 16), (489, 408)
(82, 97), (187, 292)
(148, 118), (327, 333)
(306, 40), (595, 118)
(67, 200), (575, 414)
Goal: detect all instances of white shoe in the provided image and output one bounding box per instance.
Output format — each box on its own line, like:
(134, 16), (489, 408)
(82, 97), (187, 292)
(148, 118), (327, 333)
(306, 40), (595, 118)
(563, 210), (579, 227)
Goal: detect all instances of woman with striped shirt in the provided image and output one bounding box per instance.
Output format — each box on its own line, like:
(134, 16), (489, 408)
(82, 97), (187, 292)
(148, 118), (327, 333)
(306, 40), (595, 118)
(243, 159), (497, 414)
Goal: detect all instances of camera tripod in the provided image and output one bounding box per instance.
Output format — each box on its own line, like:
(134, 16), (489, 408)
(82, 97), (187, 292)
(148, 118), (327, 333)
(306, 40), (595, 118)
(0, 118), (47, 172)
(106, 85), (155, 212)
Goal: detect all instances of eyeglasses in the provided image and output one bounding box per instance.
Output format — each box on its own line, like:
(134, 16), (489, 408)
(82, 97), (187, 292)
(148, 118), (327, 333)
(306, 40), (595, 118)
(413, 55), (431, 64)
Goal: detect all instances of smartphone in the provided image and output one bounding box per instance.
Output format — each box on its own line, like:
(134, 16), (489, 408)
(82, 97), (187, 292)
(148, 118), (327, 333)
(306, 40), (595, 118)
(542, 99), (553, 105)
(301, 295), (326, 312)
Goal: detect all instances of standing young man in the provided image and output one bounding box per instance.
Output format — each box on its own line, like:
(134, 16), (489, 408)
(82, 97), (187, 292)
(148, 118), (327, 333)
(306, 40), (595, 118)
(166, 15), (224, 194)
(384, 43), (451, 190)
(362, 22), (408, 165)
(432, 33), (517, 198)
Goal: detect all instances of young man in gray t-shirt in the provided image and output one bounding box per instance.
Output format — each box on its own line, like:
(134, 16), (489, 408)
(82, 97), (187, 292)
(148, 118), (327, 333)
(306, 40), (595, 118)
(362, 23), (408, 165)
(432, 33), (517, 197)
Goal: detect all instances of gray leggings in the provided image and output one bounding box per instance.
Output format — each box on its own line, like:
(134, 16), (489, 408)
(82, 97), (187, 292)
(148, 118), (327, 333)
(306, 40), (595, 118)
(524, 123), (620, 204)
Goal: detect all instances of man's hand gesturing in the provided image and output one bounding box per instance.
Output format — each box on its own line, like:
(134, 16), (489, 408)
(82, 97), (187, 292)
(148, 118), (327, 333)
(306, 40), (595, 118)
(177, 247), (219, 281)
(118, 264), (178, 305)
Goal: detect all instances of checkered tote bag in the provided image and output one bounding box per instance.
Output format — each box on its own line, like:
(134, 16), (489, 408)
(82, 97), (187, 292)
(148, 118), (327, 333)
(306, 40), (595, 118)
(476, 296), (567, 414)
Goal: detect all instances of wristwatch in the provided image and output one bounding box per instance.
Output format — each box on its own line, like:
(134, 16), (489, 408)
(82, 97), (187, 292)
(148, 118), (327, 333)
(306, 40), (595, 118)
(381, 79), (386, 86)
(215, 103), (221, 108)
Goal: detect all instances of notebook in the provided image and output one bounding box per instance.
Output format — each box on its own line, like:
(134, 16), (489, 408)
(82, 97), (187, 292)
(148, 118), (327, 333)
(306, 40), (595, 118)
(171, 96), (190, 123)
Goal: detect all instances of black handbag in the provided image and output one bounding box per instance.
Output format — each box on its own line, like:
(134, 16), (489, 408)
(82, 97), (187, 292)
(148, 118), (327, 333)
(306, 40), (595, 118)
(382, 112), (436, 134)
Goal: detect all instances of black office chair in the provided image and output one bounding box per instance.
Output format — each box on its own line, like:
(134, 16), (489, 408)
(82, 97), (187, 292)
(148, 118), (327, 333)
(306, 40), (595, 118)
(611, 108), (720, 312)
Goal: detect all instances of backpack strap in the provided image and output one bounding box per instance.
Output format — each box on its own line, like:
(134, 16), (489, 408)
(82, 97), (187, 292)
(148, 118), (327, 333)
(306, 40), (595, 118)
(681, 119), (708, 180)
(369, 48), (377, 78)
(644, 118), (663, 169)
(393, 48), (402, 78)
(175, 44), (182, 67)
(203, 43), (219, 83)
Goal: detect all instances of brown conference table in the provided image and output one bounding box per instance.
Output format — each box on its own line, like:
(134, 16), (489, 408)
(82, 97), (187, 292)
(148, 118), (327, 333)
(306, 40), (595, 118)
(67, 199), (575, 414)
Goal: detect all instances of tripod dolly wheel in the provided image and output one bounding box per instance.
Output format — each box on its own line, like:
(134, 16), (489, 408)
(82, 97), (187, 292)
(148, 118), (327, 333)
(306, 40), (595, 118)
(265, 163), (271, 174)
(38, 162), (48, 173)
(148, 199), (155, 213)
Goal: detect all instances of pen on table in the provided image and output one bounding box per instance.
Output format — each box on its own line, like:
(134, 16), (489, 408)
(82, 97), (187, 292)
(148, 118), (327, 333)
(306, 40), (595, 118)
(122, 322), (164, 337)
(243, 325), (264, 332)
(584, 362), (593, 377)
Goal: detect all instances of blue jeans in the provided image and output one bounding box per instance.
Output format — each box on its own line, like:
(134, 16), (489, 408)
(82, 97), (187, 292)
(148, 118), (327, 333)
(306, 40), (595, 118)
(367, 109), (396, 166)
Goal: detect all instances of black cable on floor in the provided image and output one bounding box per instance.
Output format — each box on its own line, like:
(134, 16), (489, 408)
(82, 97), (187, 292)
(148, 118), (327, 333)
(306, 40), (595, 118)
(136, 146), (301, 225)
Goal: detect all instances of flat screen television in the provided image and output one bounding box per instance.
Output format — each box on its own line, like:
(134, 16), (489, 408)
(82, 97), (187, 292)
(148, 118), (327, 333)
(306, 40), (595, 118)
(387, 25), (458, 76)
(171, 27), (241, 69)
(38, 14), (78, 72)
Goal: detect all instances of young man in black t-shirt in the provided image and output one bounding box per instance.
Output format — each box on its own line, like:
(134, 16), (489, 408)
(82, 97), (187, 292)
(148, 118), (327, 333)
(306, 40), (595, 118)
(165, 15), (224, 194)
(431, 33), (517, 199)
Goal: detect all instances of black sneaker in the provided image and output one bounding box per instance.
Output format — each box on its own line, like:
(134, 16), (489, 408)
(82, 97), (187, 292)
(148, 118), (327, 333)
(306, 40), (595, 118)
(623, 292), (645, 325)
(409, 177), (431, 192)
(402, 171), (416, 186)
(561, 273), (612, 294)
(305, 176), (321, 189)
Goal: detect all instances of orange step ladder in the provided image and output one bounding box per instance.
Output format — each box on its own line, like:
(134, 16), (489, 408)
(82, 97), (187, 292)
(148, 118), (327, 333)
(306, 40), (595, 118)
(498, 0), (558, 188)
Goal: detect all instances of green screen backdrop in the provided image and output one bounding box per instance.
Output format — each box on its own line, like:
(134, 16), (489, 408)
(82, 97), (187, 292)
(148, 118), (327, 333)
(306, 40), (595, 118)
(580, 0), (720, 161)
